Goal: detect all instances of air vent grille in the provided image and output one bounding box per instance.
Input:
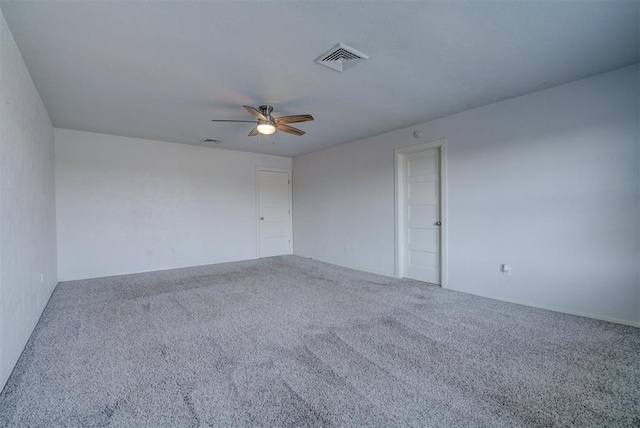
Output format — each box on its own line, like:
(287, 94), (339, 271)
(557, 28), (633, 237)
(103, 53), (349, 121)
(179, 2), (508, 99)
(315, 43), (369, 72)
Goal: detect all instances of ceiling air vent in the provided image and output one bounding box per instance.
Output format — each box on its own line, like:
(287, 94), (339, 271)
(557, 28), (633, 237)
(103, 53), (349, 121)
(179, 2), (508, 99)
(201, 138), (221, 144)
(315, 43), (369, 72)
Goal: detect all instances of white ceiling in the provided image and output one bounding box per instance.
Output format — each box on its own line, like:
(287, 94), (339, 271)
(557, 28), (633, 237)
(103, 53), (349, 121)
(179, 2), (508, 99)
(1, 1), (638, 157)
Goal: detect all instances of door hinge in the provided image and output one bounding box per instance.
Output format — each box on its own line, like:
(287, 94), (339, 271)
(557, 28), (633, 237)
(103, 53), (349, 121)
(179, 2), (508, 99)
(289, 239), (291, 244)
(288, 179), (290, 184)
(288, 209), (291, 214)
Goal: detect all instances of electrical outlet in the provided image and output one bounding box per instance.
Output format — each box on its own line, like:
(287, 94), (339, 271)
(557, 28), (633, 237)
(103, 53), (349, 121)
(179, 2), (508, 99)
(501, 264), (511, 277)
(344, 245), (350, 253)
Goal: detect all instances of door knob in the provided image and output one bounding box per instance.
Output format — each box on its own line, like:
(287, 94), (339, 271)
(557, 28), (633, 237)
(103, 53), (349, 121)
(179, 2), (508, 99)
(435, 221), (441, 226)
(260, 217), (264, 220)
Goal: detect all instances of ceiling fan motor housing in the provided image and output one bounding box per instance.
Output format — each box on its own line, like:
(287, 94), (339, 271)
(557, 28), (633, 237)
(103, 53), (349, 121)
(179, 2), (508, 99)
(259, 105), (274, 119)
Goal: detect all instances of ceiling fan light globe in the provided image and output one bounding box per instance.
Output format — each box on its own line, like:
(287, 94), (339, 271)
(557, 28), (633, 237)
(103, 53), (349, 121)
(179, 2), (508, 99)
(256, 123), (276, 135)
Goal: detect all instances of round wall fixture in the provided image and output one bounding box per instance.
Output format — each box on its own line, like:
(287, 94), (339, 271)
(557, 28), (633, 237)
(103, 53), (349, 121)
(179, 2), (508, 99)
(413, 130), (423, 139)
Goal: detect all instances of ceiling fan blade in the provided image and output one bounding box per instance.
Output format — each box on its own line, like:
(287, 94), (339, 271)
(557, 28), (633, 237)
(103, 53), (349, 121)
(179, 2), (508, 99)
(276, 123), (305, 136)
(274, 114), (314, 124)
(248, 127), (259, 137)
(211, 119), (257, 123)
(243, 105), (267, 121)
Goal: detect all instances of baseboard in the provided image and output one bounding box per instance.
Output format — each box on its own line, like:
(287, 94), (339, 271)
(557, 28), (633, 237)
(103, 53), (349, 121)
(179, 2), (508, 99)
(58, 256), (261, 282)
(0, 281), (58, 394)
(293, 254), (397, 278)
(444, 286), (640, 328)
(338, 262), (396, 278)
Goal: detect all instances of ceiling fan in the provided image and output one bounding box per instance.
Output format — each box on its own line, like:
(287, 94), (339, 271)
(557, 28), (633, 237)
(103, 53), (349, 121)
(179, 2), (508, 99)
(211, 105), (314, 137)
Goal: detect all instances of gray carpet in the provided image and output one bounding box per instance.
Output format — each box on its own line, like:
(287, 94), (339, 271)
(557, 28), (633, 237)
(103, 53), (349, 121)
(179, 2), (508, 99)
(0, 256), (638, 427)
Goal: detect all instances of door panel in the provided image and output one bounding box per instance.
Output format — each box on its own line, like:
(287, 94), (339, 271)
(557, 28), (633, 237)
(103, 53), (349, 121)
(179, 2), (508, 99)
(403, 149), (441, 283)
(407, 154), (438, 177)
(407, 181), (438, 204)
(408, 228), (439, 252)
(258, 170), (291, 257)
(408, 204), (438, 227)
(409, 250), (438, 270)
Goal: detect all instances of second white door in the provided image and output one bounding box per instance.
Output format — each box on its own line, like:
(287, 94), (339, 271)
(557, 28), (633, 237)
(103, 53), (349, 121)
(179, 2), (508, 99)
(257, 170), (292, 257)
(403, 148), (441, 284)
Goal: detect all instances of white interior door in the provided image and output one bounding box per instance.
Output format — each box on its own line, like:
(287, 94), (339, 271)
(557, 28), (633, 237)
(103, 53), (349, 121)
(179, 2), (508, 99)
(258, 170), (292, 257)
(403, 149), (441, 283)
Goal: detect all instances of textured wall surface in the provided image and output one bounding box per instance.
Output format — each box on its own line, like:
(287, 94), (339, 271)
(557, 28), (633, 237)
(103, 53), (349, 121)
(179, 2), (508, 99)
(294, 65), (639, 325)
(55, 129), (292, 281)
(0, 9), (57, 391)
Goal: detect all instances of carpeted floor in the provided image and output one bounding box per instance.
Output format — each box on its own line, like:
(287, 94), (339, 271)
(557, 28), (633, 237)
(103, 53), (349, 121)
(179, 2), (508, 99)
(0, 256), (638, 427)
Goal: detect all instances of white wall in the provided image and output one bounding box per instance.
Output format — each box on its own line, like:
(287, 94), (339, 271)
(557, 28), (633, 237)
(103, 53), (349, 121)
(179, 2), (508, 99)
(294, 65), (640, 326)
(0, 9), (57, 391)
(55, 129), (291, 281)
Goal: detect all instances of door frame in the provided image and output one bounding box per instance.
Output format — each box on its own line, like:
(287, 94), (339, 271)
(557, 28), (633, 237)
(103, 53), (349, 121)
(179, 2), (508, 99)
(394, 139), (448, 287)
(256, 167), (293, 258)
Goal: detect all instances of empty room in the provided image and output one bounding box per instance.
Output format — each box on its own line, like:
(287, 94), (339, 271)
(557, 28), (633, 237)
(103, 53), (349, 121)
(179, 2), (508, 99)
(1, 0), (639, 426)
